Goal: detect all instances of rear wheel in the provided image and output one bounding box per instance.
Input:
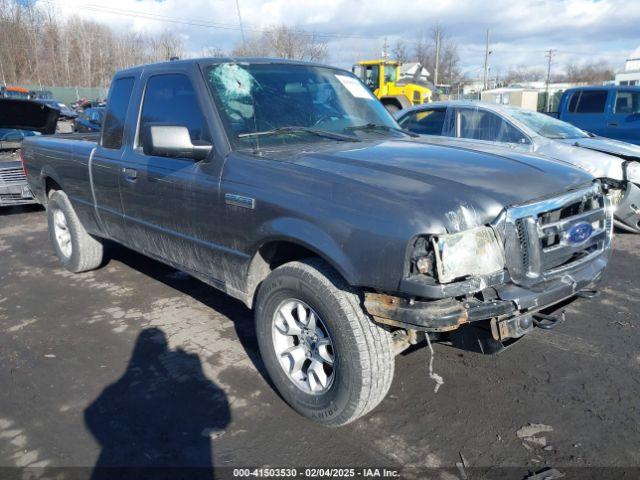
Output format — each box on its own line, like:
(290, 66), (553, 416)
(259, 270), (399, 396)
(255, 259), (395, 426)
(47, 190), (103, 272)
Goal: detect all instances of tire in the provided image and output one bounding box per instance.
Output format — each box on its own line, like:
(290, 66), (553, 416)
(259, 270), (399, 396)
(47, 189), (103, 273)
(383, 103), (400, 113)
(255, 258), (395, 426)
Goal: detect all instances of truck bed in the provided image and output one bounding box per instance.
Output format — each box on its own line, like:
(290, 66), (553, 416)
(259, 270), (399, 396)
(22, 133), (98, 206)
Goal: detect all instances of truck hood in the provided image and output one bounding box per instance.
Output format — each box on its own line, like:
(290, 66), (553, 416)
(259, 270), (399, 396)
(0, 99), (59, 134)
(280, 139), (594, 232)
(535, 137), (626, 181)
(557, 136), (640, 162)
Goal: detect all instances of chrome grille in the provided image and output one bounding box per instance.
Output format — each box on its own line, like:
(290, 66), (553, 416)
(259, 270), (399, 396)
(0, 167), (26, 184)
(500, 183), (612, 286)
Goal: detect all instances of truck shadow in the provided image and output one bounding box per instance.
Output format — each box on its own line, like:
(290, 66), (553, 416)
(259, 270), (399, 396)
(0, 204), (43, 216)
(85, 327), (231, 480)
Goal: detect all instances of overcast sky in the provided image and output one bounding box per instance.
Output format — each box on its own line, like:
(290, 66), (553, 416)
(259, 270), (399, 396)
(39, 0), (640, 78)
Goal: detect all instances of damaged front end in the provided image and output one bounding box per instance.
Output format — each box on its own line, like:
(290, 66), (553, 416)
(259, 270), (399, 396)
(364, 182), (613, 354)
(612, 162), (640, 232)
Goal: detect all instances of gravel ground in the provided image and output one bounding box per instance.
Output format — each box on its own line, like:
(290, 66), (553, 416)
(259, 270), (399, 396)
(1, 205), (639, 480)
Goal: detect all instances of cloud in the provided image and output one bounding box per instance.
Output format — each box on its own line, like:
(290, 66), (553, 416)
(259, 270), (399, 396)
(37, 0), (639, 76)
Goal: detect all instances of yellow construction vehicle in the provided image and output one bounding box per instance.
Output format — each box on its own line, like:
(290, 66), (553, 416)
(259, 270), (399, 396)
(352, 59), (432, 113)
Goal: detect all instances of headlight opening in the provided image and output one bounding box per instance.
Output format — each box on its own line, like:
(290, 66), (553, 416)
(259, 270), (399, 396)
(432, 226), (506, 283)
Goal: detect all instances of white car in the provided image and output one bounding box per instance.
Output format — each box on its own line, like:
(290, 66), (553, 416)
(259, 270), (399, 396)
(396, 101), (640, 233)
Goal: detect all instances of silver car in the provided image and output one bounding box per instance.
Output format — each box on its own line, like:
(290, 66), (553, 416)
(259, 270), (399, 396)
(396, 101), (640, 233)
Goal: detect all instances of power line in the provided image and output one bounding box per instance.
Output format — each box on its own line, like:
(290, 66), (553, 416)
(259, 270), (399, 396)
(234, 0), (246, 49)
(39, 0), (379, 40)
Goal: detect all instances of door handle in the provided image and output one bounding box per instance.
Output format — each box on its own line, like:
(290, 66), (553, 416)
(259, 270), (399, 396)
(122, 167), (137, 181)
(608, 122), (618, 127)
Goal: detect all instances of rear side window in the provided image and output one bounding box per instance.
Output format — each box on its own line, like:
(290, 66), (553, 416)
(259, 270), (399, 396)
(102, 77), (135, 149)
(398, 108), (447, 135)
(575, 90), (608, 114)
(568, 92), (579, 113)
(139, 73), (209, 149)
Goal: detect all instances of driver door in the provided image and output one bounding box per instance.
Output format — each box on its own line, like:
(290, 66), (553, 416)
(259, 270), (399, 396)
(608, 90), (640, 144)
(119, 68), (226, 279)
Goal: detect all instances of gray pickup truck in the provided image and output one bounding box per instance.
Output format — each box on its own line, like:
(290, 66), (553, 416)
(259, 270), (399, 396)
(23, 58), (613, 426)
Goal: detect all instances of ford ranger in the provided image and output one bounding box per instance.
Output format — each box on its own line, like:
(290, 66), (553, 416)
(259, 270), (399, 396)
(22, 58), (613, 426)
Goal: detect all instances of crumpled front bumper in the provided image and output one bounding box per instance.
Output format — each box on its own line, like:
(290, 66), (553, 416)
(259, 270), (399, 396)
(615, 182), (640, 232)
(364, 248), (609, 334)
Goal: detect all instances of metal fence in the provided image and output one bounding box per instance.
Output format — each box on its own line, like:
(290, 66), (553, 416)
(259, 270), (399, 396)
(21, 85), (109, 105)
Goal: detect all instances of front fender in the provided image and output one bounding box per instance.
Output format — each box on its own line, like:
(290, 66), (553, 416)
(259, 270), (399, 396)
(254, 216), (358, 286)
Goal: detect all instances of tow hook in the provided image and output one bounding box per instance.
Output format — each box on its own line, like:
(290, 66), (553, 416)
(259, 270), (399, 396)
(532, 311), (565, 330)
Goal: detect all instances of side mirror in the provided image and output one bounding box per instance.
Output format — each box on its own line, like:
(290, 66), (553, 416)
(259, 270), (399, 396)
(143, 124), (212, 161)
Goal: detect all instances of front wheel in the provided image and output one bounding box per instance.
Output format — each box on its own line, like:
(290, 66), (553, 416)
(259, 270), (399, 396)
(255, 259), (395, 426)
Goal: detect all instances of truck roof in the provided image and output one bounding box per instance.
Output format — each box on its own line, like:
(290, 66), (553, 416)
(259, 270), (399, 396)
(115, 57), (346, 77)
(562, 85), (640, 93)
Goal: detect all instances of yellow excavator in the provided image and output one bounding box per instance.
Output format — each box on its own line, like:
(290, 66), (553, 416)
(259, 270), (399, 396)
(352, 59), (432, 113)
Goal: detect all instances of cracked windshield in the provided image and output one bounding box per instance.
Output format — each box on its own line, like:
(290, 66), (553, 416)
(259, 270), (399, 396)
(206, 62), (402, 147)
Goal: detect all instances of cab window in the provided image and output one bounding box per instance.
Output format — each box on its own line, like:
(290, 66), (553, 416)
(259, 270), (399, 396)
(138, 73), (210, 150)
(575, 90), (608, 114)
(398, 108), (447, 135)
(102, 77), (135, 149)
(614, 91), (640, 115)
(363, 65), (380, 91)
(457, 109), (527, 143)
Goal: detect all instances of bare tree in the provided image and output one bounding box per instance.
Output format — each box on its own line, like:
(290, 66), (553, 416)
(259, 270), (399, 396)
(232, 25), (327, 62)
(502, 66), (545, 84)
(412, 24), (461, 85)
(202, 46), (226, 58)
(562, 62), (614, 84)
(391, 39), (409, 64)
(0, 0), (192, 88)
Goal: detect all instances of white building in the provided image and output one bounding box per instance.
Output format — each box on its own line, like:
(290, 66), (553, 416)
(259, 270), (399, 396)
(480, 87), (539, 110)
(399, 62), (430, 83)
(615, 46), (640, 86)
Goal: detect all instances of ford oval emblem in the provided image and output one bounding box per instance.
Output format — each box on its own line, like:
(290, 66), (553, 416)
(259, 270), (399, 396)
(566, 222), (593, 244)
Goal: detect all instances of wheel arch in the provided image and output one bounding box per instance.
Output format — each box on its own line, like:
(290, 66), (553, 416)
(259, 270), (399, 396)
(380, 95), (411, 111)
(244, 227), (357, 308)
(40, 166), (64, 204)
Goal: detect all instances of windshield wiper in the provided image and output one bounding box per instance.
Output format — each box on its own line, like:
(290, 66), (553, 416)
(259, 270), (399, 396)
(238, 126), (360, 142)
(345, 123), (419, 138)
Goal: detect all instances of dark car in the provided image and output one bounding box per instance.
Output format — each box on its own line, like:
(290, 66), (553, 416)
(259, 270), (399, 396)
(23, 58), (612, 426)
(37, 99), (78, 119)
(74, 107), (104, 132)
(0, 98), (59, 207)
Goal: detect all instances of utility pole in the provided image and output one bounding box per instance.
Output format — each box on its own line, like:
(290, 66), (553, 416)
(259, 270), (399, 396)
(434, 29), (440, 87)
(382, 37), (389, 59)
(0, 55), (6, 87)
(545, 49), (556, 112)
(235, 0), (246, 50)
(482, 29), (490, 91)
